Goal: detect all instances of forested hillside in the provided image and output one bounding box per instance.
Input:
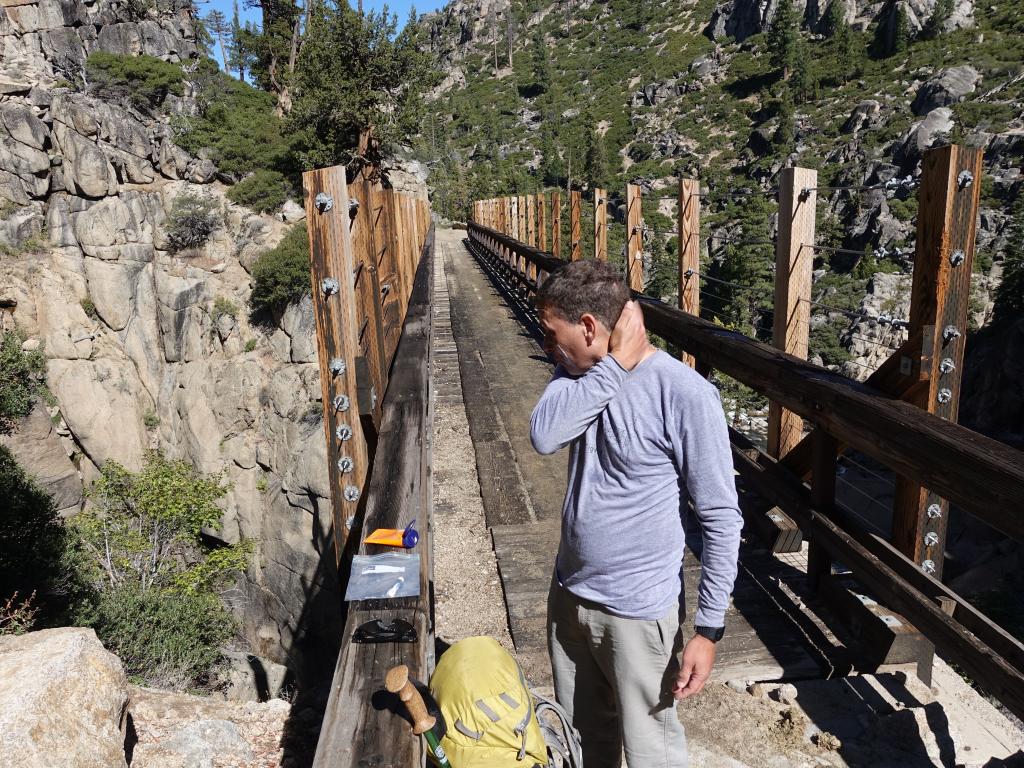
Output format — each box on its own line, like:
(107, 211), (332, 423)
(415, 0), (1023, 439)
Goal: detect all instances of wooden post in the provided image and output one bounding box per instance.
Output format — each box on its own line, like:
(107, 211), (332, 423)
(626, 183), (643, 291)
(570, 190), (581, 261)
(303, 167), (370, 565)
(809, 429), (837, 593)
(538, 192), (547, 252)
(767, 167), (816, 460)
(594, 188), (607, 261)
(892, 145), (983, 576)
(350, 180), (387, 428)
(551, 191), (562, 259)
(518, 195), (527, 244)
(527, 194), (537, 247)
(678, 178), (700, 368)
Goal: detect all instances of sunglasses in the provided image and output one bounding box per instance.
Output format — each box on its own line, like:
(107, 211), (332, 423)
(353, 617), (418, 644)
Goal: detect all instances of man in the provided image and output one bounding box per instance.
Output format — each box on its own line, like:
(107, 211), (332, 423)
(530, 260), (742, 768)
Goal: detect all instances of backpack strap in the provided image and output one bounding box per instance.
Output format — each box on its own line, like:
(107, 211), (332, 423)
(531, 689), (583, 768)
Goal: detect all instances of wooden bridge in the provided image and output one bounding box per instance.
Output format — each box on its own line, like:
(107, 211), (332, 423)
(299, 145), (1024, 767)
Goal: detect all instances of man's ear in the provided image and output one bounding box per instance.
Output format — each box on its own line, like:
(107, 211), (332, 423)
(580, 313), (599, 344)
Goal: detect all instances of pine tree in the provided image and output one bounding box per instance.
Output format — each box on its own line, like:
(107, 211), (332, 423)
(922, 0), (953, 38)
(531, 31), (550, 96)
(893, 2), (910, 53)
(227, 0), (247, 81)
(204, 10), (231, 74)
(775, 89), (795, 147)
(823, 0), (845, 36)
(768, 0), (799, 79)
(791, 38), (816, 104)
(994, 192), (1024, 323)
(584, 122), (609, 189)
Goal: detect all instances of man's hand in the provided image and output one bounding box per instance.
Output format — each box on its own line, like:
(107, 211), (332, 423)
(608, 301), (653, 371)
(672, 635), (716, 700)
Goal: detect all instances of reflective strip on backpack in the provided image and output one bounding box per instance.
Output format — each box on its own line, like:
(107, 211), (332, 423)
(499, 692), (519, 710)
(455, 720), (483, 740)
(476, 699), (502, 723)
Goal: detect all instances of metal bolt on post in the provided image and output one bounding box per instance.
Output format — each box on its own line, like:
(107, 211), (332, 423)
(333, 394), (350, 412)
(922, 559), (937, 574)
(942, 325), (961, 343)
(329, 358), (347, 376)
(321, 277), (339, 296)
(927, 503), (942, 519)
(957, 170), (974, 189)
(336, 423), (353, 441)
(337, 456), (354, 473)
(937, 388), (953, 404)
(343, 485), (361, 503)
(939, 358), (955, 374)
(924, 531), (940, 547)
(949, 250), (965, 267)
(315, 192), (334, 212)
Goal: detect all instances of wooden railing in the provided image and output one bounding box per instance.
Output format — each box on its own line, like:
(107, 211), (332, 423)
(466, 144), (1024, 721)
(302, 166), (434, 768)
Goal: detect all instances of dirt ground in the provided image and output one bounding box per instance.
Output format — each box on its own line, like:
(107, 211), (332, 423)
(428, 228), (1024, 768)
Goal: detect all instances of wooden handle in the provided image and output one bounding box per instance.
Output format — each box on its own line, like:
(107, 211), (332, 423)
(385, 665), (435, 735)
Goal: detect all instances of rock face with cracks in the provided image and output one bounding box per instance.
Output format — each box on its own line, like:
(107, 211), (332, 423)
(0, 0), (342, 682)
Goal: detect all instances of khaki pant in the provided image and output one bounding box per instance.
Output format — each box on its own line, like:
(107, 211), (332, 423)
(547, 579), (688, 768)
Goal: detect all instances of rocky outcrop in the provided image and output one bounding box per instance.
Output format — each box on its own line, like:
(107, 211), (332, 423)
(0, 628), (129, 768)
(911, 65), (981, 116)
(0, 0), (342, 681)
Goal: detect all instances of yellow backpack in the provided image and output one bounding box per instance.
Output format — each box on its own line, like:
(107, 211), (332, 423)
(428, 636), (552, 768)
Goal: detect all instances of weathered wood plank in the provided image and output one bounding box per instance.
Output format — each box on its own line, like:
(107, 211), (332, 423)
(312, 226), (435, 768)
(678, 178), (700, 369)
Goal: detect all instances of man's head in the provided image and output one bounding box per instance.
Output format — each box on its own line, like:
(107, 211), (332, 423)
(535, 260), (630, 375)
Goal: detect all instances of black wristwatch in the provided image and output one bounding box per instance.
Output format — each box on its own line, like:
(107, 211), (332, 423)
(694, 625), (725, 643)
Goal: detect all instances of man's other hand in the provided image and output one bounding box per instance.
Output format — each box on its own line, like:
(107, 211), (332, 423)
(609, 301), (651, 370)
(672, 635), (716, 700)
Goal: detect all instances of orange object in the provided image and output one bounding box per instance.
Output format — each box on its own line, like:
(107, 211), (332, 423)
(364, 520), (419, 548)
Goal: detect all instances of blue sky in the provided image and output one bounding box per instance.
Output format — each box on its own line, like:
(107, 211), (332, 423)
(199, 0), (446, 71)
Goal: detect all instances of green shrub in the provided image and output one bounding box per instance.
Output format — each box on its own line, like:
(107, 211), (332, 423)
(211, 296), (239, 324)
(142, 409), (160, 429)
(244, 338), (258, 352)
(69, 451), (248, 689)
(249, 223), (311, 313)
(86, 52), (184, 111)
(166, 193), (220, 253)
(173, 59), (289, 180)
(226, 170), (290, 213)
(0, 445), (66, 619)
(0, 330), (46, 433)
(80, 297), (98, 320)
(92, 586), (234, 687)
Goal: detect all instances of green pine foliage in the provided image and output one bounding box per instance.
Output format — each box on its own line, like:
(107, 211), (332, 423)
(767, 0), (799, 79)
(173, 58), (289, 182)
(86, 52), (184, 110)
(286, 5), (438, 170)
(166, 193), (220, 253)
(226, 169), (290, 213)
(249, 223), (311, 312)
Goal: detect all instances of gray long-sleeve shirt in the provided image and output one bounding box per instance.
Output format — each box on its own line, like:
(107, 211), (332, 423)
(530, 350), (742, 625)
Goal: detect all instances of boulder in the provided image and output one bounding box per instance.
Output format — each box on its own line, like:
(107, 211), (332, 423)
(0, 406), (82, 514)
(280, 199), (306, 223)
(53, 124), (117, 199)
(0, 628), (129, 768)
(911, 66), (981, 115)
(894, 107), (954, 167)
(842, 100), (882, 134)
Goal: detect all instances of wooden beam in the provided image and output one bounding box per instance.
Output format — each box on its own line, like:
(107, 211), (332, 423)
(678, 178), (700, 368)
(551, 191), (561, 259)
(303, 168), (370, 565)
(570, 190), (581, 261)
(312, 227), (435, 768)
(527, 193), (537, 247)
(892, 145), (983, 575)
(768, 167), (816, 460)
(538, 192), (547, 252)
(594, 188), (607, 260)
(626, 183), (643, 291)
